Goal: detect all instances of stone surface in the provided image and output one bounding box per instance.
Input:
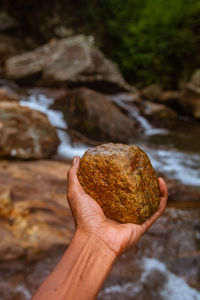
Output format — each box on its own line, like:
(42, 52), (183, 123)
(0, 160), (72, 261)
(78, 143), (160, 224)
(178, 70), (200, 119)
(0, 101), (59, 159)
(52, 87), (139, 143)
(159, 90), (181, 110)
(0, 12), (18, 32)
(142, 101), (178, 128)
(5, 35), (133, 92)
(0, 88), (19, 102)
(141, 84), (163, 101)
(180, 83), (200, 119)
(0, 34), (24, 66)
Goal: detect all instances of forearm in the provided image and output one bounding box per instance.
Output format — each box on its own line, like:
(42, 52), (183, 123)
(31, 230), (116, 300)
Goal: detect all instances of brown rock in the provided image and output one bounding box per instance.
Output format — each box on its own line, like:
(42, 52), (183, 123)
(53, 87), (139, 143)
(0, 159), (73, 261)
(142, 101), (178, 128)
(0, 88), (19, 102)
(5, 35), (133, 92)
(78, 143), (160, 224)
(0, 101), (59, 159)
(141, 84), (163, 101)
(180, 83), (200, 119)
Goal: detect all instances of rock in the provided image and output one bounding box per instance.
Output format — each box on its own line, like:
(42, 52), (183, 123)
(0, 34), (24, 66)
(0, 88), (19, 102)
(0, 159), (72, 261)
(141, 84), (163, 101)
(142, 101), (177, 128)
(52, 87), (139, 143)
(191, 69), (200, 88)
(180, 83), (200, 119)
(78, 143), (160, 224)
(0, 12), (18, 32)
(0, 101), (59, 159)
(178, 70), (200, 119)
(159, 90), (180, 110)
(5, 35), (133, 92)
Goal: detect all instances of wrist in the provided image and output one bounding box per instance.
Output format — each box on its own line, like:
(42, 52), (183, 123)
(73, 228), (117, 262)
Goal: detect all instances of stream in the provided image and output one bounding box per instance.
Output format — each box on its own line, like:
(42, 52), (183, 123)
(20, 89), (200, 188)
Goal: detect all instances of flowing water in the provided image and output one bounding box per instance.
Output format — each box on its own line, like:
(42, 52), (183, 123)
(20, 90), (200, 188)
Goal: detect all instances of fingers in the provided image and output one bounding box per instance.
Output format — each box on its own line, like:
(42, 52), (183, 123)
(141, 177), (168, 232)
(67, 156), (84, 197)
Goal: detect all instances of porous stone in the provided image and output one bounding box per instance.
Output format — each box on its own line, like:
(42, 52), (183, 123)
(78, 143), (160, 224)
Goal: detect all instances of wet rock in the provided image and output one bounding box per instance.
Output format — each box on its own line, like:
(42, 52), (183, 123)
(141, 84), (163, 101)
(191, 69), (200, 87)
(180, 83), (200, 119)
(0, 88), (19, 102)
(0, 159), (72, 261)
(53, 87), (139, 143)
(159, 90), (181, 110)
(0, 101), (59, 159)
(0, 34), (24, 66)
(179, 70), (200, 119)
(78, 143), (160, 224)
(5, 35), (133, 92)
(0, 12), (18, 32)
(142, 101), (177, 128)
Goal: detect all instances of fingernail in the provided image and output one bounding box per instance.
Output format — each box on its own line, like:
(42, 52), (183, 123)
(72, 156), (78, 165)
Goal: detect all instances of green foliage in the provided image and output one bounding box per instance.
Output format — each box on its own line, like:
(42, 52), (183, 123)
(80, 0), (200, 87)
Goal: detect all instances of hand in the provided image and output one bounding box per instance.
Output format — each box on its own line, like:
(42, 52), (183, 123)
(67, 156), (168, 258)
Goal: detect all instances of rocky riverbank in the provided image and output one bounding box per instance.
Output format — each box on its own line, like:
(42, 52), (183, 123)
(0, 32), (200, 300)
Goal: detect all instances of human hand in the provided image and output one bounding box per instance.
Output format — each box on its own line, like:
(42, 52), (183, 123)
(67, 156), (168, 258)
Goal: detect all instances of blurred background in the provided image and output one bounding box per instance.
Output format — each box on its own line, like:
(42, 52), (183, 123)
(0, 0), (200, 299)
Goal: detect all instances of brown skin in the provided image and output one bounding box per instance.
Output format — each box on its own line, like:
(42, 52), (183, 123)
(31, 156), (168, 300)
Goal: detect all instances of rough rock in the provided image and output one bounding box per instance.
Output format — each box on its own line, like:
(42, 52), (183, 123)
(78, 143), (160, 224)
(178, 70), (200, 119)
(0, 34), (24, 66)
(52, 87), (139, 143)
(142, 101), (178, 128)
(0, 160), (72, 261)
(0, 12), (18, 32)
(0, 88), (19, 102)
(180, 83), (200, 119)
(0, 101), (59, 159)
(5, 35), (133, 92)
(141, 84), (163, 101)
(159, 90), (180, 110)
(191, 69), (200, 87)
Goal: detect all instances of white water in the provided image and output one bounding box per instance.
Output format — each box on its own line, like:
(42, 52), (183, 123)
(108, 93), (168, 135)
(20, 92), (200, 187)
(100, 258), (200, 300)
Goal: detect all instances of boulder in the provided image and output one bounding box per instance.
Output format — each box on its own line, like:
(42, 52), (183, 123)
(0, 12), (18, 32)
(0, 160), (72, 261)
(180, 85), (200, 120)
(0, 34), (24, 66)
(0, 88), (19, 102)
(142, 101), (177, 128)
(0, 102), (59, 159)
(5, 35), (133, 92)
(178, 70), (200, 119)
(159, 90), (180, 110)
(78, 143), (160, 224)
(141, 84), (163, 101)
(52, 87), (139, 143)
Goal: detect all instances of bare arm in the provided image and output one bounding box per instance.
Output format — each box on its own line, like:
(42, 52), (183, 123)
(31, 156), (168, 300)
